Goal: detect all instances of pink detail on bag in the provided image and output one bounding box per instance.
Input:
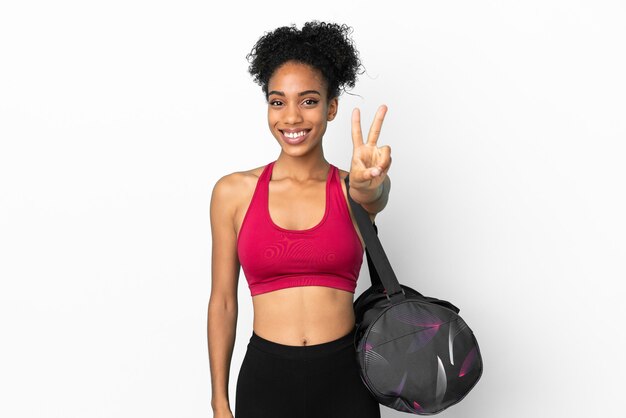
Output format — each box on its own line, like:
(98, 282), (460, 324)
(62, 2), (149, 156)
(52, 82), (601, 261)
(459, 346), (477, 377)
(413, 401), (424, 412)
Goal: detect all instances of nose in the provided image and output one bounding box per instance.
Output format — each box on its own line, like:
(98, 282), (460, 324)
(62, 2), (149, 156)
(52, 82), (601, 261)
(284, 103), (304, 124)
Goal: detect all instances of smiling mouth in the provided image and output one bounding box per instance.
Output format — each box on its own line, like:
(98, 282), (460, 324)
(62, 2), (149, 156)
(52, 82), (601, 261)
(280, 129), (311, 144)
(280, 129), (311, 139)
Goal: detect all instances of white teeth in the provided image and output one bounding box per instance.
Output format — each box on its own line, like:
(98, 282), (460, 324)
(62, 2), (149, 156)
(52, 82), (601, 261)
(284, 131), (307, 138)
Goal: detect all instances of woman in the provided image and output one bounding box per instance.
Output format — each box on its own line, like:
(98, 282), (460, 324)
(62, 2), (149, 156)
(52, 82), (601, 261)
(208, 21), (392, 418)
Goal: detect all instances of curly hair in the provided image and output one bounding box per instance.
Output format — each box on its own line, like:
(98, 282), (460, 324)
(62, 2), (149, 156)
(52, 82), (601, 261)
(246, 21), (364, 100)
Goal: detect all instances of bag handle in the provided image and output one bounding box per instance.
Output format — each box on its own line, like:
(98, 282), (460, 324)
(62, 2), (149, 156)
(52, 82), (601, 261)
(344, 174), (405, 300)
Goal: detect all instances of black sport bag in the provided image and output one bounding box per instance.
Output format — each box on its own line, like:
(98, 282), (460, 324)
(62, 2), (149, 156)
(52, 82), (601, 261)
(344, 175), (483, 415)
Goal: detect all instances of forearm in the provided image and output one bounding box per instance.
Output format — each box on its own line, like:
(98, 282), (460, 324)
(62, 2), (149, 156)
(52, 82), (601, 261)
(207, 300), (238, 412)
(349, 174), (391, 215)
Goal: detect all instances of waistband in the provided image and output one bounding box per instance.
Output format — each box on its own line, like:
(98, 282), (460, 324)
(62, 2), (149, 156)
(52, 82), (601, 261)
(249, 326), (356, 360)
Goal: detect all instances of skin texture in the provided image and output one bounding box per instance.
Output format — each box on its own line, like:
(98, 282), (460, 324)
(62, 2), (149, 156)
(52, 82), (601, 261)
(207, 60), (392, 416)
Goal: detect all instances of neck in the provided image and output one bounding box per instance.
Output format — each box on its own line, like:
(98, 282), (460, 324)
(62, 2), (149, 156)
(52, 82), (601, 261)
(273, 152), (330, 182)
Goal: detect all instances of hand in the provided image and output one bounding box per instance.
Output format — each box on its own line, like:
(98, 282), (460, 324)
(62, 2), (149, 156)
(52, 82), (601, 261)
(349, 105), (392, 202)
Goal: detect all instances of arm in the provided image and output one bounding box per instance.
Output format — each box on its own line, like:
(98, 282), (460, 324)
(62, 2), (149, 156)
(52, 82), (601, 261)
(349, 173), (391, 221)
(207, 174), (240, 414)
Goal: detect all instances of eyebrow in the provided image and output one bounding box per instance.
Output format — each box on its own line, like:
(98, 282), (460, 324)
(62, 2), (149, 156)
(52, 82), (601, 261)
(267, 90), (321, 97)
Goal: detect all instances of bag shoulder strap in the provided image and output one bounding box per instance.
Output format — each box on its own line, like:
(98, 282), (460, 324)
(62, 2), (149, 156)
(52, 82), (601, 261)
(344, 174), (404, 297)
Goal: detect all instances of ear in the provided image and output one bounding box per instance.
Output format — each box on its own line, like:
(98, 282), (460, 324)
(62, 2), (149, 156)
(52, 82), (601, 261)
(327, 97), (339, 121)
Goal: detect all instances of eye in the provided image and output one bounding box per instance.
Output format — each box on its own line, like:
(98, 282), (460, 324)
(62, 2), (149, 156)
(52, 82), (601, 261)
(269, 99), (283, 106)
(303, 99), (319, 106)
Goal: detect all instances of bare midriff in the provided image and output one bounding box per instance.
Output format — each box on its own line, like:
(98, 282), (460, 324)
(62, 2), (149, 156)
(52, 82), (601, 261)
(251, 286), (356, 346)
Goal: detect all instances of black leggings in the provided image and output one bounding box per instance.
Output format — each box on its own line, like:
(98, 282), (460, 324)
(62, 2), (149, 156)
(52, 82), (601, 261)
(235, 326), (381, 418)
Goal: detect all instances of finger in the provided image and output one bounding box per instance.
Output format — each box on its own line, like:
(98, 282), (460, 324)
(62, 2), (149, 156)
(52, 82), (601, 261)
(366, 105), (388, 146)
(378, 145), (392, 172)
(369, 146), (392, 177)
(351, 107), (364, 148)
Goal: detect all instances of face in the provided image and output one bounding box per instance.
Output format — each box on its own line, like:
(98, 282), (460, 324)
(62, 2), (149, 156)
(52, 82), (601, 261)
(266, 61), (338, 154)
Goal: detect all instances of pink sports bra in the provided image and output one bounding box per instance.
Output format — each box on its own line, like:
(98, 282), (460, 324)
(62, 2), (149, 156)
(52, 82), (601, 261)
(237, 160), (365, 297)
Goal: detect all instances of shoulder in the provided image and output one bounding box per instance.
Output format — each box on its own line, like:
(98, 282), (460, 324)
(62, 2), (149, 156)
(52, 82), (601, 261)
(336, 166), (350, 191)
(210, 164), (268, 213)
(337, 167), (351, 183)
(212, 164), (265, 194)
(337, 166), (359, 188)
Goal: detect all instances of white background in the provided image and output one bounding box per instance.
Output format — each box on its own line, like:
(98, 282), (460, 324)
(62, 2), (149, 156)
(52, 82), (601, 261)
(1, 1), (625, 417)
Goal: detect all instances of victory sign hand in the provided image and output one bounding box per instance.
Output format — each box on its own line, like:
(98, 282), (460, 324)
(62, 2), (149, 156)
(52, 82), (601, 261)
(349, 105), (392, 202)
